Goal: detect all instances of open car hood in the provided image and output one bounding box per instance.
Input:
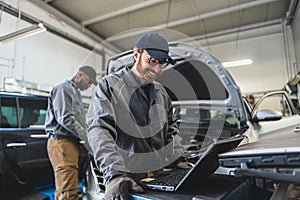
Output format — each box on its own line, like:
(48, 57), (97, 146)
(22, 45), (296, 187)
(108, 42), (247, 123)
(107, 42), (249, 144)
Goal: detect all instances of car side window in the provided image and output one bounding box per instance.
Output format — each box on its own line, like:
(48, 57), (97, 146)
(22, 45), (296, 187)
(173, 107), (212, 122)
(0, 97), (18, 128)
(243, 97), (252, 119)
(19, 98), (47, 128)
(255, 93), (292, 118)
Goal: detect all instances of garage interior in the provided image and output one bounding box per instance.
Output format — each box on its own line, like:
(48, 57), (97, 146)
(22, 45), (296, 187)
(0, 0), (299, 99)
(0, 0), (300, 199)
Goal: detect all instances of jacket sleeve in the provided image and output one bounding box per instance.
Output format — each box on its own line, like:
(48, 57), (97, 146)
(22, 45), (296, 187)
(51, 86), (87, 141)
(86, 78), (127, 182)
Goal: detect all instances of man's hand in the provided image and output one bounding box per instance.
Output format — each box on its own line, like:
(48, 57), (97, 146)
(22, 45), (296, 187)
(105, 176), (144, 200)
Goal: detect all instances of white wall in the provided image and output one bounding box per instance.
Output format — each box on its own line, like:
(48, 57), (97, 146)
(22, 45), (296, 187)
(0, 1), (105, 97)
(206, 33), (287, 94)
(293, 4), (300, 72)
(195, 21), (289, 95)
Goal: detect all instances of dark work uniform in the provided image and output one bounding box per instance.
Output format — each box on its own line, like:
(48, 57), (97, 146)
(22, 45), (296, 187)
(87, 67), (183, 182)
(45, 80), (87, 200)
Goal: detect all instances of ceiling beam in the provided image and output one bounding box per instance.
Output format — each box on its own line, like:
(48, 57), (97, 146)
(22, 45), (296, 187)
(191, 19), (282, 44)
(108, 0), (280, 42)
(285, 0), (299, 25)
(43, 0), (56, 3)
(27, 0), (121, 53)
(82, 0), (167, 26)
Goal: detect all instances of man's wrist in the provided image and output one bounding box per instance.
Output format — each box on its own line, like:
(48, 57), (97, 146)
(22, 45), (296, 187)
(107, 173), (127, 184)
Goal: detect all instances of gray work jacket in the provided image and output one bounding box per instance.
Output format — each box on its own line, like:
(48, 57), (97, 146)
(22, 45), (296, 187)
(45, 80), (87, 143)
(87, 67), (183, 182)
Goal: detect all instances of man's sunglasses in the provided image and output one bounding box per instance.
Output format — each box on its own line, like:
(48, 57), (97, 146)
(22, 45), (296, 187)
(138, 49), (169, 69)
(147, 57), (169, 69)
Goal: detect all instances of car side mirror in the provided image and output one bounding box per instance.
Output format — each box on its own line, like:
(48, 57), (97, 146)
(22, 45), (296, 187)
(252, 109), (282, 123)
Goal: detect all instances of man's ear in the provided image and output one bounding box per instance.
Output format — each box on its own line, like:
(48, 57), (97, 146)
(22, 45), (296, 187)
(77, 71), (84, 78)
(133, 49), (141, 61)
(77, 71), (87, 81)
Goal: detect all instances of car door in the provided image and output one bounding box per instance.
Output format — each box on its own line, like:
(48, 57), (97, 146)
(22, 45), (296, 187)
(0, 95), (53, 186)
(251, 91), (300, 140)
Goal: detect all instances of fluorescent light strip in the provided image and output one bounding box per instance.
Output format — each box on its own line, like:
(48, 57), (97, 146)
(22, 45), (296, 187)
(0, 23), (47, 44)
(222, 59), (253, 68)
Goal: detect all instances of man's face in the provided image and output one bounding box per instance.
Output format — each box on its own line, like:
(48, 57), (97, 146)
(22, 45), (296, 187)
(76, 72), (91, 91)
(134, 50), (167, 83)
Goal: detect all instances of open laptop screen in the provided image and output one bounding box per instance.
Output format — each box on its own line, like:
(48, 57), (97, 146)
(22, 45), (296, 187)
(140, 136), (244, 192)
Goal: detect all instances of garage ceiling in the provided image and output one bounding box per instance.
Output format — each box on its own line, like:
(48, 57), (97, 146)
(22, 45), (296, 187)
(27, 0), (294, 53)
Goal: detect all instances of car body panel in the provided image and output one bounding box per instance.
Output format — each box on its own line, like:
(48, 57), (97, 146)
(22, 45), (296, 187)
(218, 136), (300, 185)
(1, 128), (53, 186)
(252, 115), (300, 140)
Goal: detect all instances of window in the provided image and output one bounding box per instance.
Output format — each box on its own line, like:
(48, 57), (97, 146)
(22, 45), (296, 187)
(0, 97), (18, 128)
(173, 106), (240, 126)
(19, 98), (47, 128)
(256, 93), (292, 118)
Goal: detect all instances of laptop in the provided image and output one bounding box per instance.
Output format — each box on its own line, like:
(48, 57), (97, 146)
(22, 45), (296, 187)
(139, 136), (244, 192)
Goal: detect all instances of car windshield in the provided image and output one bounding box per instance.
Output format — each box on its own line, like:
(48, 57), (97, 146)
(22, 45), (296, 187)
(173, 105), (245, 147)
(174, 106), (240, 125)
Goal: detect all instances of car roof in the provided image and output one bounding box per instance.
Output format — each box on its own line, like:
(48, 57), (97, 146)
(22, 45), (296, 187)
(0, 91), (48, 99)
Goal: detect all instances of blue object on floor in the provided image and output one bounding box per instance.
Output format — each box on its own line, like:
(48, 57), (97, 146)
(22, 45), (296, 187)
(35, 182), (83, 200)
(34, 184), (55, 200)
(130, 193), (152, 200)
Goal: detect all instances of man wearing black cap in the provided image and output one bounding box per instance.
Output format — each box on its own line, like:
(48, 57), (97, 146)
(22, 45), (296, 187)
(45, 66), (97, 200)
(87, 33), (183, 200)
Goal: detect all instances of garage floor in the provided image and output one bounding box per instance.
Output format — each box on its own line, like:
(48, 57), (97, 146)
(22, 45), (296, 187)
(2, 182), (83, 200)
(2, 182), (300, 199)
(19, 192), (49, 200)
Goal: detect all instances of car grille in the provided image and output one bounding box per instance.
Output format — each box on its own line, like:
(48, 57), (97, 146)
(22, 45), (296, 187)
(89, 159), (106, 194)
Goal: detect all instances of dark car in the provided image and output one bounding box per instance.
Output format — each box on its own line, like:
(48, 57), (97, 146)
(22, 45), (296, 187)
(84, 42), (300, 199)
(0, 91), (88, 197)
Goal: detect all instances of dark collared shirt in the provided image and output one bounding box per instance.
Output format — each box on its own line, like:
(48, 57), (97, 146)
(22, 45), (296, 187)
(45, 80), (87, 142)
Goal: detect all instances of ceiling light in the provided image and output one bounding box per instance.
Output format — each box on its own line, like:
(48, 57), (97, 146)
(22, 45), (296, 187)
(222, 59), (253, 68)
(0, 23), (47, 44)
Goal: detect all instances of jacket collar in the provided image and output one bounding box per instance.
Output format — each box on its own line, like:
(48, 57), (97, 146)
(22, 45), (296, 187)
(123, 66), (144, 87)
(67, 80), (80, 91)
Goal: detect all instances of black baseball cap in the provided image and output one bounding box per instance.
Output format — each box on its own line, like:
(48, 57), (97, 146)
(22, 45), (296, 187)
(79, 66), (97, 85)
(135, 33), (175, 65)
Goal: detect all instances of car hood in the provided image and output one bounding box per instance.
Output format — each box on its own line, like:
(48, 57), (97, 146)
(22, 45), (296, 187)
(107, 42), (247, 123)
(218, 136), (300, 185)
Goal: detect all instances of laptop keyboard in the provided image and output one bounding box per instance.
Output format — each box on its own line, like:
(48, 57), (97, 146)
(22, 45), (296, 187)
(146, 168), (190, 186)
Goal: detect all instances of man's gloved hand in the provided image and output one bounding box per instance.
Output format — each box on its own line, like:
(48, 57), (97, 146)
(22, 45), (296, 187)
(104, 176), (144, 200)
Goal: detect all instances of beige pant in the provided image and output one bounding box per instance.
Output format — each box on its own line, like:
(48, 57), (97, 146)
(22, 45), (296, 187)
(47, 138), (81, 200)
